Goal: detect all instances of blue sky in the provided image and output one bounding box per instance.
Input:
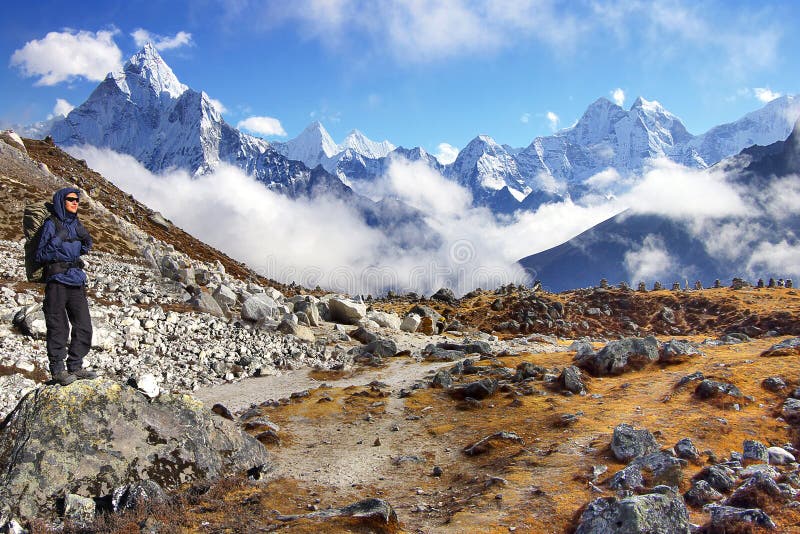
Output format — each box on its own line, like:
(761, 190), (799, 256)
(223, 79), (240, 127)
(2, 0), (799, 162)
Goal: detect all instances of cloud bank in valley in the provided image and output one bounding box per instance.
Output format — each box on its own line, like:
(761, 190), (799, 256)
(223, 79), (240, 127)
(68, 145), (800, 294)
(71, 147), (619, 295)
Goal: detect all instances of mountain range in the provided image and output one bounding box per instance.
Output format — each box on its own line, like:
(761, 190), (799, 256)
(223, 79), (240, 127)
(30, 44), (800, 292)
(519, 118), (800, 291)
(44, 45), (800, 215)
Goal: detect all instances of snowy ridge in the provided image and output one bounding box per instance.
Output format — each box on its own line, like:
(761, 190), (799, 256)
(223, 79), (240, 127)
(41, 45), (800, 215)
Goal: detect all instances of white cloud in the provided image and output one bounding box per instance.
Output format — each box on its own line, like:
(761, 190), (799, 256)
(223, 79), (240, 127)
(52, 98), (75, 118)
(261, 0), (584, 62)
(583, 168), (623, 188)
(546, 111), (559, 131)
(10, 29), (122, 86)
(623, 234), (674, 284)
(237, 116), (287, 137)
(747, 240), (800, 277)
(753, 87), (781, 103)
(520, 113), (530, 124)
(762, 175), (800, 221)
(612, 88), (625, 107)
(207, 97), (228, 115)
(131, 29), (193, 51)
(619, 158), (751, 220)
(434, 143), (459, 165)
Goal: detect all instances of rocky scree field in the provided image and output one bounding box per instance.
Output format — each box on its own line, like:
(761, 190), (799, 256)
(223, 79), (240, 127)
(1, 132), (800, 532)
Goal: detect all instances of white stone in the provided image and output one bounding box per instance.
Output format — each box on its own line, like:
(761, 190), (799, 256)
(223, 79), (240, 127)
(400, 313), (422, 333)
(367, 310), (402, 330)
(328, 298), (367, 324)
(135, 373), (160, 398)
(768, 446), (796, 465)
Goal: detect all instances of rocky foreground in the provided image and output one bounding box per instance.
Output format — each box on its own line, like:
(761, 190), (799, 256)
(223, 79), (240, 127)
(3, 132), (800, 532)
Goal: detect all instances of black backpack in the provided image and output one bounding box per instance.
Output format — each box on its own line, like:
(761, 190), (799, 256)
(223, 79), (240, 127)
(23, 201), (63, 283)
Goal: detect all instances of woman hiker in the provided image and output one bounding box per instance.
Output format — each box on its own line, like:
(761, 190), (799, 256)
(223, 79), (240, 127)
(35, 187), (98, 385)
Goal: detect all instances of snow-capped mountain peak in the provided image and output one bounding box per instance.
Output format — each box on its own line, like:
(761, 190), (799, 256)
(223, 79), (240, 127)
(119, 42), (187, 101)
(339, 129), (395, 159)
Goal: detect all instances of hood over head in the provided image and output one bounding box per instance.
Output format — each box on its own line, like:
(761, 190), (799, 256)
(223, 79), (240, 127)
(52, 187), (81, 221)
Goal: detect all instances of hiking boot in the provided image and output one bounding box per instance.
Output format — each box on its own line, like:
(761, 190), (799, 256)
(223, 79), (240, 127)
(71, 368), (98, 380)
(53, 371), (76, 386)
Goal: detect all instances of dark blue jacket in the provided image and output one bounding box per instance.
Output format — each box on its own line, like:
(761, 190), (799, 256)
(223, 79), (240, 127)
(35, 187), (93, 286)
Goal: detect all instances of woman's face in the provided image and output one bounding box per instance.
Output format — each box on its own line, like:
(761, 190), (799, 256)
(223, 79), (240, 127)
(65, 194), (79, 214)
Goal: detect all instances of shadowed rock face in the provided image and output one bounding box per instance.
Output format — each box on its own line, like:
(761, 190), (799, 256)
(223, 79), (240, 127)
(0, 379), (269, 521)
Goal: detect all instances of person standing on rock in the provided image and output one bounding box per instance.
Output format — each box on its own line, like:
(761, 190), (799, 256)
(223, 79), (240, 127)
(35, 187), (97, 385)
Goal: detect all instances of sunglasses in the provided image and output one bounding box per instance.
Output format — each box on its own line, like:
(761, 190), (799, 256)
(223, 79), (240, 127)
(65, 197), (79, 203)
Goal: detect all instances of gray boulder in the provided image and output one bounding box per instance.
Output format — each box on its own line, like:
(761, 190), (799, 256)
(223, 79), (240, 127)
(430, 287), (457, 305)
(364, 338), (398, 358)
(212, 284), (237, 312)
(558, 366), (586, 394)
(660, 339), (704, 363)
(693, 465), (737, 493)
(294, 300), (321, 327)
(189, 290), (225, 317)
(366, 310), (402, 330)
(674, 438), (700, 462)
(400, 313), (421, 333)
(328, 298), (367, 324)
(695, 379), (742, 402)
(0, 379), (269, 522)
(742, 440), (769, 465)
(574, 486), (690, 533)
(704, 505), (776, 531)
(241, 293), (280, 322)
(611, 423), (660, 463)
(783, 398), (800, 423)
(575, 336), (659, 376)
(684, 480), (724, 507)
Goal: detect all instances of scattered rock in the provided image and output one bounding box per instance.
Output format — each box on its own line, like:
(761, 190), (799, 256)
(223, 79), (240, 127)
(400, 313), (422, 333)
(575, 336), (659, 376)
(742, 440), (769, 465)
(463, 431), (524, 456)
(610, 423), (660, 463)
(761, 337), (800, 357)
(449, 379), (498, 400)
(767, 446), (795, 466)
(674, 438), (700, 462)
(558, 365), (586, 394)
(660, 339), (703, 364)
(684, 480), (724, 507)
(430, 287), (457, 305)
(695, 379), (742, 403)
(762, 376), (787, 392)
(693, 465), (737, 493)
(574, 486), (690, 534)
(703, 504), (776, 532)
(726, 471), (784, 509)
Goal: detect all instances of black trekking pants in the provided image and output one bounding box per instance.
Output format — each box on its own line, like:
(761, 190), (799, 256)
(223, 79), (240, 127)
(43, 282), (93, 374)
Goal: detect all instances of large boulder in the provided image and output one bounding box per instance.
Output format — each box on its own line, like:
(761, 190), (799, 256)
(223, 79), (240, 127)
(328, 298), (367, 325)
(574, 486), (690, 533)
(575, 336), (659, 376)
(611, 423), (660, 463)
(0, 379), (269, 522)
(366, 310), (402, 330)
(241, 293), (280, 322)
